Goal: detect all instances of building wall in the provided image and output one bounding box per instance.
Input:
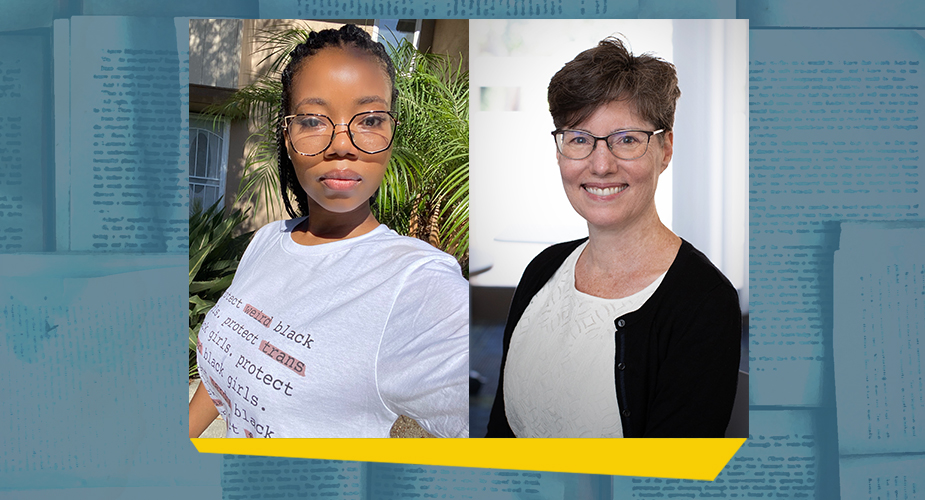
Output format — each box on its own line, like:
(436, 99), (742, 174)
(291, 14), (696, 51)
(431, 19), (469, 71)
(189, 19), (242, 88)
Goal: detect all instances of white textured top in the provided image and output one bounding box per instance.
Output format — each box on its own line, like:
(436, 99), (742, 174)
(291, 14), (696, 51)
(504, 241), (666, 438)
(196, 219), (469, 438)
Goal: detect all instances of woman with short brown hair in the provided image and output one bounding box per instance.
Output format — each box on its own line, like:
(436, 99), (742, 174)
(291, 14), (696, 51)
(487, 37), (740, 438)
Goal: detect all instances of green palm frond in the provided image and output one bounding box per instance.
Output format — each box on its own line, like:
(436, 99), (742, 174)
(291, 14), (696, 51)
(188, 200), (255, 378)
(253, 26), (313, 75)
(387, 40), (470, 264)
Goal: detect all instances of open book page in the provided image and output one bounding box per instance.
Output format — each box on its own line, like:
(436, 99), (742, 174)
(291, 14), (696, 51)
(0, 0), (53, 31)
(748, 29), (925, 406)
(839, 454), (925, 500)
(219, 457), (605, 499)
(256, 0), (649, 17)
(833, 222), (925, 456)
(740, 0), (925, 27)
(369, 464), (581, 499)
(221, 458), (364, 499)
(80, 0), (255, 16)
(64, 16), (188, 253)
(0, 263), (200, 489)
(0, 33), (46, 252)
(611, 409), (819, 497)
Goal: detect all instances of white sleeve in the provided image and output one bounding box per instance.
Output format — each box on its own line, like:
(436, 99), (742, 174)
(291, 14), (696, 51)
(376, 259), (470, 438)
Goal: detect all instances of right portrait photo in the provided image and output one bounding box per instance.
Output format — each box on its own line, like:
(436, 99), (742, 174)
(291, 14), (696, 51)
(469, 19), (749, 438)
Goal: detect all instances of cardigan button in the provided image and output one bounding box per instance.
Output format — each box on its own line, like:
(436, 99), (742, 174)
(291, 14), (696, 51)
(616, 319), (625, 328)
(617, 362), (625, 371)
(622, 409), (631, 417)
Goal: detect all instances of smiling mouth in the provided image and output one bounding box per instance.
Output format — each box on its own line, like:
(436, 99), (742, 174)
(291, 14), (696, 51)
(583, 185), (627, 197)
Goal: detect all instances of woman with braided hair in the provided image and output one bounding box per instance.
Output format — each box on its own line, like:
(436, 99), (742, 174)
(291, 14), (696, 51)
(189, 24), (469, 438)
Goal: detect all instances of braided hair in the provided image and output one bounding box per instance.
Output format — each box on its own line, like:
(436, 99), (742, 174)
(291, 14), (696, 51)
(277, 24), (398, 218)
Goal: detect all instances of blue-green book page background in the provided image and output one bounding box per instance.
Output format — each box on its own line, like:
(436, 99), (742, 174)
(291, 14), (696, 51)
(1, 0), (923, 498)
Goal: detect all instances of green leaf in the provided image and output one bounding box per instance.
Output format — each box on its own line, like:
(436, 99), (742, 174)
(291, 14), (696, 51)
(188, 199), (254, 378)
(190, 274), (235, 294)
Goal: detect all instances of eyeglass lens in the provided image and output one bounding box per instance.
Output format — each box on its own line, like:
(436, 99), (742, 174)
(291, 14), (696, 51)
(287, 112), (396, 155)
(556, 130), (653, 160)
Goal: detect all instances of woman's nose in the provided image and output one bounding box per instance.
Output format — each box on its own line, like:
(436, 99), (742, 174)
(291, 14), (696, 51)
(326, 124), (357, 157)
(588, 142), (619, 175)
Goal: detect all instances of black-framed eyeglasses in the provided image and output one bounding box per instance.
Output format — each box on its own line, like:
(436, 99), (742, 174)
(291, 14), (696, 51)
(552, 128), (665, 160)
(283, 111), (399, 156)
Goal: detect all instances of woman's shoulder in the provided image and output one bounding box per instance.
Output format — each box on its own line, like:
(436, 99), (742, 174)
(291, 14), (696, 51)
(252, 217), (302, 240)
(370, 230), (468, 306)
(664, 239), (739, 301)
(235, 218), (296, 255)
(364, 226), (464, 273)
(233, 218), (296, 263)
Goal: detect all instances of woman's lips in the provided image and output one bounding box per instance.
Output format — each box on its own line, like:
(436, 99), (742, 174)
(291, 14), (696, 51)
(321, 178), (360, 190)
(319, 170), (361, 191)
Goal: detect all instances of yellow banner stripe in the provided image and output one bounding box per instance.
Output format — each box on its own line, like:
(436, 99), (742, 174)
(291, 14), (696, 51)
(192, 438), (744, 480)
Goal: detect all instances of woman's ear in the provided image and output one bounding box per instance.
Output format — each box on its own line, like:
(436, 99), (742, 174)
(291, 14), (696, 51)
(659, 130), (674, 173)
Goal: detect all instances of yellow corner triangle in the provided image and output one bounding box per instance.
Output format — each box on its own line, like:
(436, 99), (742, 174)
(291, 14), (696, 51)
(191, 438), (745, 480)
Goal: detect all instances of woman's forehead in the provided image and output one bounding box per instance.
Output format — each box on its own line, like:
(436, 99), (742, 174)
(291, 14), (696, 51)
(290, 47), (390, 91)
(574, 99), (650, 130)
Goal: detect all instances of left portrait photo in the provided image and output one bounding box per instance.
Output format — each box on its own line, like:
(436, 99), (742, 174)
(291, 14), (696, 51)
(187, 19), (471, 439)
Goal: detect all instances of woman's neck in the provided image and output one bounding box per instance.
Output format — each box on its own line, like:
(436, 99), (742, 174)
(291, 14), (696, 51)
(575, 210), (681, 298)
(290, 203), (380, 246)
(589, 207), (676, 257)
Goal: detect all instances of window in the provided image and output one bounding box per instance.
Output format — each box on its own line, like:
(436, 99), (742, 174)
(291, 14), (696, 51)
(188, 114), (229, 213)
(373, 19), (422, 53)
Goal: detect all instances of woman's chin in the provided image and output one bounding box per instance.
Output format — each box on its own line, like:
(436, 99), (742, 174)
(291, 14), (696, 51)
(306, 197), (373, 217)
(576, 209), (650, 233)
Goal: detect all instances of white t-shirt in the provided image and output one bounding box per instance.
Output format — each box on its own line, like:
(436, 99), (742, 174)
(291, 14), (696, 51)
(196, 219), (469, 438)
(504, 241), (665, 438)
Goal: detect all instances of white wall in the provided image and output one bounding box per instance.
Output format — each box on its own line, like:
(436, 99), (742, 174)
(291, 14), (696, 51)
(671, 20), (749, 303)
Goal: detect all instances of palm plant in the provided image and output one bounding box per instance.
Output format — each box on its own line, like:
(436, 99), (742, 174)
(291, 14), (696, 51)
(188, 200), (254, 378)
(381, 41), (469, 265)
(204, 25), (469, 269)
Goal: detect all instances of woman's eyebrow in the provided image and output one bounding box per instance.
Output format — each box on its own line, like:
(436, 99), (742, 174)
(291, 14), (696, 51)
(292, 95), (388, 110)
(357, 95), (388, 106)
(610, 127), (644, 134)
(572, 126), (646, 135)
(293, 97), (326, 109)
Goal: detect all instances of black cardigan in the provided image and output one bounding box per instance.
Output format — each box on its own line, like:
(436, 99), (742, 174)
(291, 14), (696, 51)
(486, 238), (741, 438)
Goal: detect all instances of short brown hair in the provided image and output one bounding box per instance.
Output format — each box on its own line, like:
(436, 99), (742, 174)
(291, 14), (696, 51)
(547, 36), (680, 132)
